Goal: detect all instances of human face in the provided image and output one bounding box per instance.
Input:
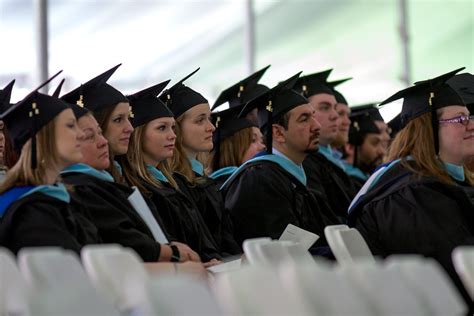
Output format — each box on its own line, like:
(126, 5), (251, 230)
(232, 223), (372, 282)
(374, 120), (391, 151)
(334, 103), (351, 146)
(78, 114), (110, 171)
(308, 93), (338, 146)
(276, 103), (321, 164)
(55, 109), (84, 169)
(104, 102), (134, 156)
(358, 133), (386, 173)
(179, 103), (215, 157)
(438, 105), (474, 165)
(0, 120), (5, 165)
(143, 117), (177, 165)
(241, 127), (265, 163)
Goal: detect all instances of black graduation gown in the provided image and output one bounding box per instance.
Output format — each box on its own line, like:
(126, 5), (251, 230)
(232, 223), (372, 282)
(348, 161), (474, 308)
(62, 172), (166, 262)
(349, 175), (366, 192)
(0, 192), (101, 255)
(173, 173), (241, 256)
(137, 178), (222, 261)
(221, 160), (341, 248)
(303, 152), (357, 221)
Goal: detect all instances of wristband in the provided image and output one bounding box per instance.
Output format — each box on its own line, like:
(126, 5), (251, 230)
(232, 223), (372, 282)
(170, 244), (180, 262)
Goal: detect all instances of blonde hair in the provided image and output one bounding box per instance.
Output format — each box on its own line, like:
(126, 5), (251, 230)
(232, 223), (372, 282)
(208, 127), (253, 172)
(0, 118), (61, 194)
(387, 112), (474, 185)
(122, 124), (178, 194)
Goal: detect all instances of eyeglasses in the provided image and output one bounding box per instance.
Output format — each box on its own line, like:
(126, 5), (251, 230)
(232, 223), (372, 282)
(438, 114), (474, 126)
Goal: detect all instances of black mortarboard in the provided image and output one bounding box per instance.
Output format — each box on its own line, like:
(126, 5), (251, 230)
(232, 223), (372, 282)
(0, 79), (15, 113)
(348, 111), (381, 146)
(158, 68), (208, 118)
(328, 77), (352, 105)
(387, 113), (402, 138)
(351, 103), (384, 122)
(293, 69), (334, 98)
(0, 71), (69, 168)
(379, 67), (465, 153)
(211, 65), (271, 110)
(54, 79), (88, 119)
(127, 80), (172, 128)
(61, 64), (128, 113)
(447, 73), (474, 109)
(239, 72), (308, 154)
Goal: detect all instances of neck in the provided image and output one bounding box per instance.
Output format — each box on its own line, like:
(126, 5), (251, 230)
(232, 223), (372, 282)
(44, 165), (60, 184)
(184, 149), (198, 160)
(439, 152), (463, 166)
(143, 155), (160, 167)
(273, 143), (305, 165)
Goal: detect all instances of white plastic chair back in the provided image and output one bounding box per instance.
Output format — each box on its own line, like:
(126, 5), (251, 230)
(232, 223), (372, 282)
(340, 261), (426, 316)
(452, 246), (474, 300)
(258, 240), (315, 266)
(148, 275), (222, 315)
(213, 265), (312, 315)
(0, 248), (31, 316)
(329, 227), (375, 264)
(242, 237), (272, 265)
(18, 247), (118, 315)
(386, 255), (466, 315)
(81, 244), (151, 314)
(278, 263), (374, 315)
(324, 224), (349, 262)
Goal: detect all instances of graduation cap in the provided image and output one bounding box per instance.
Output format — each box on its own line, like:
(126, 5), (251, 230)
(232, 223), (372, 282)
(447, 73), (474, 111)
(127, 80), (172, 128)
(239, 72), (308, 154)
(53, 79), (88, 119)
(61, 64), (128, 113)
(328, 77), (352, 105)
(349, 111), (381, 146)
(293, 69), (333, 98)
(0, 79), (15, 113)
(211, 65), (271, 111)
(158, 68), (208, 118)
(0, 71), (70, 168)
(351, 103), (384, 122)
(379, 67), (465, 154)
(387, 113), (401, 138)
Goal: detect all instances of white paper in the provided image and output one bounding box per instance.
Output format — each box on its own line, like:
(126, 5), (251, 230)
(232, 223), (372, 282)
(279, 224), (319, 250)
(128, 186), (169, 244)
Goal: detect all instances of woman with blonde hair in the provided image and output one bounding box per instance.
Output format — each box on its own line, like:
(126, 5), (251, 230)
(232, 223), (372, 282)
(0, 75), (100, 253)
(121, 81), (221, 262)
(159, 69), (240, 255)
(348, 69), (474, 308)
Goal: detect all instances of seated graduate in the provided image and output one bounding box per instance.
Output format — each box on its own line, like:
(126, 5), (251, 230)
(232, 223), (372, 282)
(60, 67), (199, 263)
(120, 80), (221, 262)
(159, 69), (240, 255)
(208, 106), (265, 188)
(0, 73), (101, 254)
(328, 78), (352, 153)
(348, 68), (474, 306)
(0, 80), (18, 181)
(293, 70), (357, 221)
(351, 103), (392, 152)
(342, 111), (385, 191)
(221, 73), (341, 249)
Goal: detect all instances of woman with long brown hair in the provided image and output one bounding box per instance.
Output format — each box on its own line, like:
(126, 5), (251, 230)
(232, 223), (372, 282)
(348, 69), (474, 308)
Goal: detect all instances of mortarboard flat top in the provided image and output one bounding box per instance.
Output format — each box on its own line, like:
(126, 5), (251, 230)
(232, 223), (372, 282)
(379, 67), (465, 128)
(328, 77), (352, 105)
(348, 111), (381, 145)
(0, 71), (70, 153)
(127, 80), (173, 128)
(61, 64), (128, 113)
(293, 69), (334, 98)
(447, 73), (474, 108)
(212, 65), (271, 110)
(211, 105), (256, 143)
(351, 103), (384, 122)
(0, 79), (15, 113)
(158, 68), (208, 118)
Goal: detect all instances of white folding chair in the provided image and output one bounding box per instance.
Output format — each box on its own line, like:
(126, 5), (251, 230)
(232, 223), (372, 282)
(148, 275), (222, 315)
(0, 247), (31, 316)
(242, 237), (272, 265)
(452, 246), (474, 300)
(325, 225), (375, 265)
(340, 261), (427, 315)
(212, 265), (312, 315)
(386, 255), (467, 315)
(258, 240), (316, 266)
(81, 244), (153, 314)
(18, 247), (118, 315)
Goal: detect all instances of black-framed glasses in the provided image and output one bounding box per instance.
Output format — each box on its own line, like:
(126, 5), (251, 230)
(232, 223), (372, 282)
(438, 115), (474, 126)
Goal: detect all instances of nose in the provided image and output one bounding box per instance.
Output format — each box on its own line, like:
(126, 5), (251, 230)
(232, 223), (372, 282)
(98, 134), (108, 148)
(124, 119), (134, 133)
(169, 129), (177, 140)
(312, 115), (322, 131)
(76, 128), (85, 140)
(329, 107), (339, 121)
(466, 116), (474, 130)
(207, 119), (216, 133)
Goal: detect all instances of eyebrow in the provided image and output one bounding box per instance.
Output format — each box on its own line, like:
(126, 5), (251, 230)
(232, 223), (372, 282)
(318, 102), (334, 107)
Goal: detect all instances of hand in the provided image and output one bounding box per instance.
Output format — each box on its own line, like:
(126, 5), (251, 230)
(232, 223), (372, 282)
(170, 241), (201, 262)
(203, 258), (221, 268)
